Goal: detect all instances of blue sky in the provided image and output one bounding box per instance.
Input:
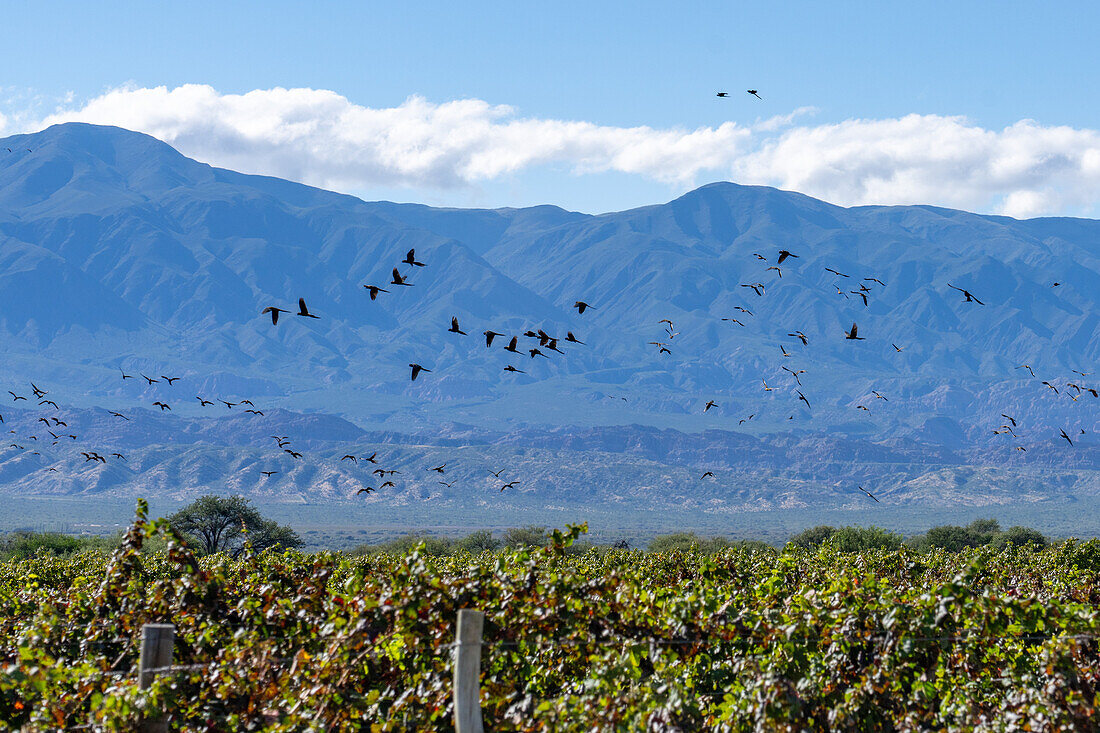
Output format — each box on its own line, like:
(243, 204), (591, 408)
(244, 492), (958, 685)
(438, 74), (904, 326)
(5, 1), (1100, 215)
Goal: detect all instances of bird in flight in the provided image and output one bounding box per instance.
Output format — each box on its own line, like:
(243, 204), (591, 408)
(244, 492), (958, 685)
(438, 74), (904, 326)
(262, 306), (289, 325)
(1016, 365), (1036, 378)
(342, 455), (357, 462)
(364, 452), (378, 464)
(356, 486), (375, 495)
(529, 348), (549, 359)
(196, 397), (213, 407)
(788, 331), (808, 346)
(738, 414), (755, 425)
(1001, 414), (1017, 428)
(438, 481), (454, 488)
(781, 366), (805, 386)
(152, 401), (171, 411)
(762, 379), (774, 392)
(504, 365), (525, 374)
(489, 468), (506, 478)
(565, 332), (585, 345)
(221, 400), (237, 408)
(734, 306), (754, 316)
(574, 301), (593, 314)
(1060, 430), (1074, 446)
(8, 392), (26, 402)
(700, 472), (715, 479)
(947, 284), (984, 305)
(109, 411), (130, 421)
(704, 400), (718, 412)
(857, 485), (880, 503)
(297, 298), (320, 318)
(261, 471), (278, 477)
(780, 345), (791, 358)
(391, 268), (412, 287)
(119, 367), (134, 380)
(864, 277), (886, 287)
(722, 318), (745, 327)
(161, 376), (180, 385)
(892, 344), (904, 353)
(403, 248), (426, 267)
(484, 330), (504, 347)
(364, 285), (388, 300)
(379, 481), (396, 489)
(31, 384), (47, 398)
(500, 481), (521, 492)
(40, 400), (58, 410)
(409, 363), (430, 381)
(140, 374), (158, 385)
(284, 449), (303, 459)
(797, 391), (811, 410)
(504, 337), (521, 354)
(776, 249), (798, 265)
(872, 391), (888, 401)
(747, 89), (763, 99)
(1042, 381), (1059, 395)
(741, 283), (765, 297)
(716, 92), (729, 98)
(851, 291), (869, 307)
(825, 267), (849, 278)
(844, 323), (864, 341)
(430, 463), (446, 474)
(448, 317), (467, 336)
(767, 267), (782, 277)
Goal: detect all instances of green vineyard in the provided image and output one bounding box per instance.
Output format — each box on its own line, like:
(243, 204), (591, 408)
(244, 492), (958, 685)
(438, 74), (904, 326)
(3, 502), (1100, 731)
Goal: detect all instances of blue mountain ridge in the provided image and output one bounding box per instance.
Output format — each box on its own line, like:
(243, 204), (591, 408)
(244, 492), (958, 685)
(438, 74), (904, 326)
(0, 123), (1096, 511)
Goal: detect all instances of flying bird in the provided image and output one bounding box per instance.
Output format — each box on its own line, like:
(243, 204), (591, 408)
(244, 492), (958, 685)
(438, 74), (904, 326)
(825, 267), (849, 278)
(788, 331), (808, 346)
(448, 317), (467, 336)
(391, 268), (412, 286)
(500, 481), (521, 492)
(284, 449), (303, 459)
(574, 301), (592, 314)
(262, 307), (289, 325)
(430, 464), (446, 474)
(947, 283), (984, 305)
(161, 376), (180, 385)
(1001, 414), (1017, 428)
(489, 468), (506, 478)
(1060, 430), (1074, 446)
(700, 472), (715, 479)
(504, 337), (521, 354)
(844, 323), (864, 340)
(504, 365), (525, 374)
(140, 374), (159, 385)
(722, 318), (745, 327)
(797, 391), (811, 410)
(747, 89), (762, 99)
(1042, 381), (1059, 395)
(776, 249), (798, 265)
(484, 330), (504, 347)
(297, 298), (320, 318)
(716, 92), (729, 98)
(530, 348), (549, 359)
(379, 481), (396, 489)
(152, 401), (171, 411)
(31, 384), (47, 398)
(341, 455), (357, 462)
(741, 283), (765, 297)
(261, 471), (278, 477)
(119, 367), (134, 380)
(892, 344), (904, 353)
(221, 400), (237, 408)
(109, 411), (130, 420)
(364, 285), (389, 300)
(565, 332), (585, 344)
(851, 291), (869, 307)
(864, 277), (886, 287)
(704, 400), (717, 412)
(403, 248), (426, 267)
(356, 486), (376, 495)
(409, 363), (430, 381)
(1016, 365), (1036, 378)
(857, 485), (880, 503)
(196, 397), (213, 407)
(767, 267), (782, 277)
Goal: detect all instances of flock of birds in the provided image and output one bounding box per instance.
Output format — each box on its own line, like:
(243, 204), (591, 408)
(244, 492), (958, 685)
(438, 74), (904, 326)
(1, 97), (1097, 506)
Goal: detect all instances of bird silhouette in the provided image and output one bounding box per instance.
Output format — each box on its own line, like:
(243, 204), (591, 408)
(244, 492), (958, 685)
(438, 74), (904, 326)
(403, 248), (426, 267)
(409, 363), (430, 381)
(864, 277), (886, 287)
(284, 449), (303, 459)
(140, 374), (159, 385)
(365, 452), (378, 464)
(741, 283), (765, 296)
(776, 249), (798, 265)
(500, 481), (520, 492)
(489, 468), (506, 478)
(430, 464), (446, 474)
(196, 397), (213, 407)
(762, 379), (774, 392)
(221, 400), (237, 408)
(734, 307), (754, 316)
(261, 471), (278, 477)
(947, 284), (984, 305)
(716, 92), (729, 97)
(1042, 381), (1059, 395)
(1060, 430), (1074, 446)
(857, 485), (880, 503)
(161, 376), (180, 385)
(379, 481), (396, 489)
(504, 337), (521, 354)
(391, 268), (412, 286)
(31, 384), (47, 398)
(530, 348), (549, 359)
(574, 301), (592, 314)
(700, 471), (715, 479)
(356, 486), (375, 495)
(565, 331), (585, 345)
(892, 344), (905, 352)
(484, 330), (504, 347)
(1016, 365), (1036, 378)
(851, 291), (869, 307)
(448, 317), (467, 336)
(1001, 414), (1017, 428)
(297, 298), (320, 318)
(788, 331), (808, 346)
(109, 411), (130, 420)
(111, 453), (126, 461)
(780, 345), (791, 358)
(504, 365), (525, 374)
(119, 367), (134, 380)
(872, 391), (888, 401)
(245, 409), (264, 415)
(844, 323), (864, 340)
(781, 366), (805, 386)
(704, 400), (717, 412)
(39, 400), (58, 410)
(438, 481), (454, 488)
(341, 455), (357, 462)
(723, 318), (745, 327)
(747, 89), (762, 99)
(797, 391), (811, 410)
(152, 401), (171, 411)
(825, 267), (849, 278)
(262, 307), (289, 325)
(767, 267), (782, 277)
(364, 285), (389, 300)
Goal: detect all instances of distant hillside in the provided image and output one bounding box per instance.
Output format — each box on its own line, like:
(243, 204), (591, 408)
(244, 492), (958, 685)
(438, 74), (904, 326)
(0, 123), (1096, 512)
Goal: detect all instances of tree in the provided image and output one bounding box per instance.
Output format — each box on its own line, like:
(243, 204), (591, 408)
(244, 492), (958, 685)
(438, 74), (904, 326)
(992, 526), (1048, 550)
(168, 495), (302, 557)
(787, 526), (838, 549)
(503, 526), (548, 549)
(455, 530), (501, 553)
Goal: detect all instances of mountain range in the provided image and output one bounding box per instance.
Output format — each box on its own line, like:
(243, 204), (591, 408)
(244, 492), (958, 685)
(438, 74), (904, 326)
(0, 123), (1096, 525)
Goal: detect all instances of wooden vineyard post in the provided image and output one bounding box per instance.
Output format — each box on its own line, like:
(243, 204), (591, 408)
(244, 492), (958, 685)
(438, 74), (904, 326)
(138, 623), (175, 733)
(453, 609), (485, 733)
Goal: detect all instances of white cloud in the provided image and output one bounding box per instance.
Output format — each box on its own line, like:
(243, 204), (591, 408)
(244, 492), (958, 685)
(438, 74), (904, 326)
(7, 84), (1100, 217)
